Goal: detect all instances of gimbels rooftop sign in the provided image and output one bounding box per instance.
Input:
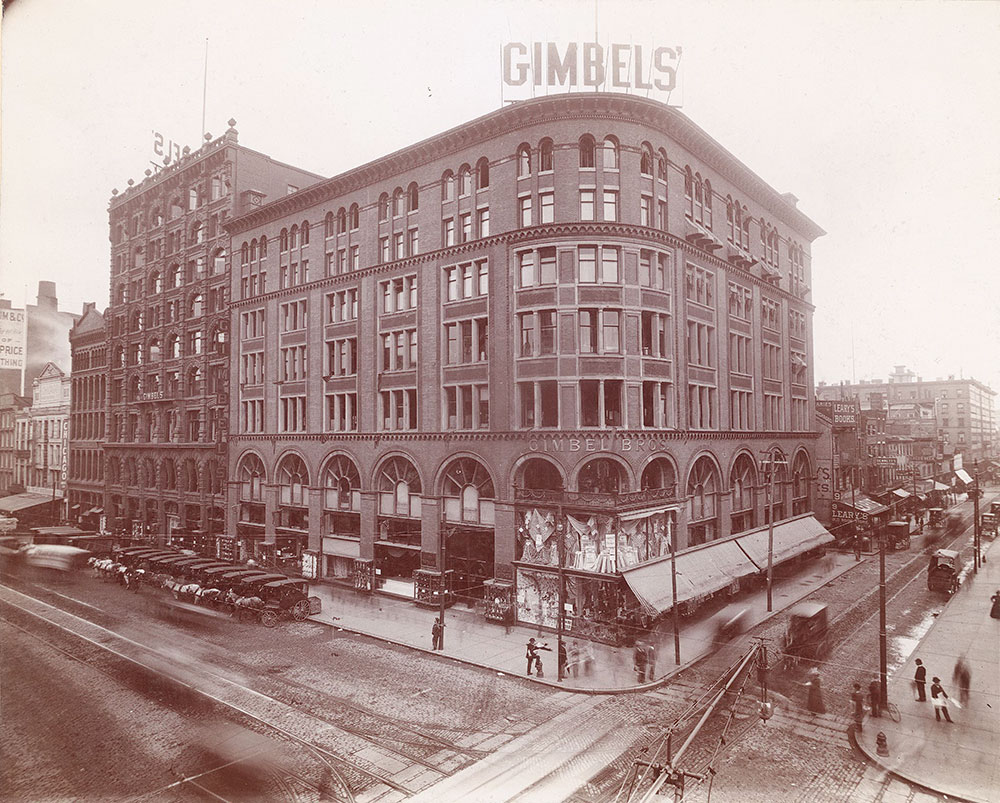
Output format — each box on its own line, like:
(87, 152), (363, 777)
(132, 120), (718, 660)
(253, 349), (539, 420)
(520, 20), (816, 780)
(502, 41), (682, 105)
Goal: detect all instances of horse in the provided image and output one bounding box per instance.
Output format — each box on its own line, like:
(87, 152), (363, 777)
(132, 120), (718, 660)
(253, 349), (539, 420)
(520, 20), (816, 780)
(232, 595), (265, 622)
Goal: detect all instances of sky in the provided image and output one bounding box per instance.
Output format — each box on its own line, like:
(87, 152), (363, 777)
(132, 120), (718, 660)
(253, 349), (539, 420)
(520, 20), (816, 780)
(2, 0), (998, 393)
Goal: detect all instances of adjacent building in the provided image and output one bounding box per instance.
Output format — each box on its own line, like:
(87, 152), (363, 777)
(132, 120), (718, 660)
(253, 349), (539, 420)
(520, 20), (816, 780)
(67, 304), (107, 529)
(0, 392), (31, 494)
(0, 282), (80, 397)
(102, 120), (322, 545)
(226, 93), (825, 637)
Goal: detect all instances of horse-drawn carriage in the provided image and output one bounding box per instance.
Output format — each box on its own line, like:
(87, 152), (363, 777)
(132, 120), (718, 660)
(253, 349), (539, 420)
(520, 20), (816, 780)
(927, 549), (961, 595)
(885, 521), (911, 551)
(781, 602), (830, 668)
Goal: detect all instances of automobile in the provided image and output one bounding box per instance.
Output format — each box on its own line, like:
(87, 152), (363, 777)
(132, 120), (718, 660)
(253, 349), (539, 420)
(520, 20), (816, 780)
(781, 602), (830, 667)
(927, 549), (961, 594)
(885, 521), (911, 551)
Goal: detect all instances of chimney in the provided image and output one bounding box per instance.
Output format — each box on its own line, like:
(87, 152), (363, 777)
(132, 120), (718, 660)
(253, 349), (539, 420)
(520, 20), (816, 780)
(37, 280), (57, 308)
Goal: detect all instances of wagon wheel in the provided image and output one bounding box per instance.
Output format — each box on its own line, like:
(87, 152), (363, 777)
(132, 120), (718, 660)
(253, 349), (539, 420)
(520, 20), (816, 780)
(291, 600), (310, 621)
(260, 608), (279, 628)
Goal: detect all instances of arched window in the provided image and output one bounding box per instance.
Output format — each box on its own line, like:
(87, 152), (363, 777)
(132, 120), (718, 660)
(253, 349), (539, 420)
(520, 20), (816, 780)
(125, 456), (138, 486)
(213, 247), (227, 274)
(142, 457), (157, 488)
(687, 456), (720, 545)
(279, 228), (289, 251)
(241, 242), (249, 265)
(684, 167), (694, 218)
(579, 135), (595, 168)
(726, 197), (735, 242)
(149, 271), (162, 294)
(113, 344), (125, 368)
(325, 211), (335, 238)
(187, 366), (203, 396)
(277, 454), (309, 506)
(211, 325), (227, 354)
(128, 376), (142, 402)
(148, 338), (161, 362)
(250, 239), (257, 261)
(442, 457), (495, 524)
(441, 170), (454, 202)
(289, 224), (299, 249)
(181, 458), (199, 493)
(539, 138), (554, 172)
(601, 137), (619, 170)
(517, 145), (531, 178)
(657, 148), (668, 181)
(577, 458), (626, 494)
(640, 142), (654, 175)
(792, 451), (811, 515)
(349, 203), (359, 230)
(392, 188), (404, 217)
(322, 455), (361, 511)
(161, 458), (176, 491)
(191, 221), (204, 244)
(131, 310), (143, 332)
(377, 456), (422, 517)
(730, 454), (757, 534)
(762, 450), (788, 523)
(259, 236), (267, 258)
(407, 182), (419, 211)
(238, 453), (265, 501)
(517, 457), (564, 491)
(640, 458), (676, 492)
(337, 208), (347, 234)
(694, 172), (704, 223)
(301, 220), (309, 244)
(189, 294), (203, 318)
(167, 333), (181, 359)
(378, 193), (389, 221)
(458, 165), (472, 196)
(704, 179), (713, 228)
(476, 158), (489, 190)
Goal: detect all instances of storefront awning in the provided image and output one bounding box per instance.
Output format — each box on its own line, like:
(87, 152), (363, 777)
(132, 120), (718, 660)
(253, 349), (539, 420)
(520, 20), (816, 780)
(892, 488), (911, 499)
(955, 468), (974, 485)
(31, 526), (88, 536)
(933, 481), (949, 491)
(0, 492), (52, 514)
(87, 507), (103, 515)
(838, 494), (890, 516)
(734, 515), (835, 568)
(621, 538), (759, 615)
(322, 536), (360, 559)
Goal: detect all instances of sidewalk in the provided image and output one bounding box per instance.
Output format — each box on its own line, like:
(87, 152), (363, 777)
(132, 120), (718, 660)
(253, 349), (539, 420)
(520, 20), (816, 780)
(307, 551), (862, 692)
(854, 533), (1000, 803)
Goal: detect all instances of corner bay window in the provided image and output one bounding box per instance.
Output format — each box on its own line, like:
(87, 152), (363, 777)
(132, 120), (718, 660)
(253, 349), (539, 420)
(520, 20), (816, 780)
(580, 379), (623, 427)
(578, 246), (619, 284)
(519, 380), (559, 428)
(518, 247), (556, 288)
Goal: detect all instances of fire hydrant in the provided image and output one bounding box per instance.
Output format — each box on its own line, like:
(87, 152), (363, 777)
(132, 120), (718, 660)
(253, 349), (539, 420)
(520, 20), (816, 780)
(876, 731), (889, 757)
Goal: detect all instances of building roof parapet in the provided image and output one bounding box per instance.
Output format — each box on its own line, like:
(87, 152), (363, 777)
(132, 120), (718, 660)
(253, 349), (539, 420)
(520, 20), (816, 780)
(226, 93), (824, 240)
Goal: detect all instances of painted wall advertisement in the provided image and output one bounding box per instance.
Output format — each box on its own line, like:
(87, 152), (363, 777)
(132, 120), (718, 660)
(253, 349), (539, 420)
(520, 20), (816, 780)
(816, 400), (859, 429)
(0, 308), (26, 370)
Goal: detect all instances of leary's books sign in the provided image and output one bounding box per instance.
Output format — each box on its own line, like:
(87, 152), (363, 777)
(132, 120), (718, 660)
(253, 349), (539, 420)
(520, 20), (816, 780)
(0, 308), (26, 370)
(502, 41), (682, 105)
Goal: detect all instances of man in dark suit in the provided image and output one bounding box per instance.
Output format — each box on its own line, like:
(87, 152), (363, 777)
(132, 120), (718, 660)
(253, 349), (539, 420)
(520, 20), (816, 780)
(914, 658), (927, 701)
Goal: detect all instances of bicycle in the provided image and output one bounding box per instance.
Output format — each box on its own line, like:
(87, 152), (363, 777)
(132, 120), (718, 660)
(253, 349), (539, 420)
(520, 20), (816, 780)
(883, 701), (901, 722)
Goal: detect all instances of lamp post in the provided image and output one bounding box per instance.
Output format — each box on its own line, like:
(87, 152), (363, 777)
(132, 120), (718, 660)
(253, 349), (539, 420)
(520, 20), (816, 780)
(759, 451), (787, 613)
(670, 511), (680, 665)
(973, 461), (980, 574)
(878, 515), (888, 709)
(556, 509), (565, 682)
(438, 503), (447, 650)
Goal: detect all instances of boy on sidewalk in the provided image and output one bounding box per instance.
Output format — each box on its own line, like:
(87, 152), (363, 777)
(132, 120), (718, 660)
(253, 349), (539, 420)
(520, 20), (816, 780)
(930, 677), (954, 722)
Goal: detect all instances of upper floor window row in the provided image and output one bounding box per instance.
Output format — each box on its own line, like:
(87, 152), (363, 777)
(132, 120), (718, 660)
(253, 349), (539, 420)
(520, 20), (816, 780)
(325, 205), (361, 237)
(279, 221), (311, 252)
(516, 139), (555, 177)
(726, 197), (752, 251)
(684, 167), (713, 229)
(441, 159), (490, 202)
(240, 236), (269, 265)
(578, 135), (619, 170)
(379, 184), (420, 221)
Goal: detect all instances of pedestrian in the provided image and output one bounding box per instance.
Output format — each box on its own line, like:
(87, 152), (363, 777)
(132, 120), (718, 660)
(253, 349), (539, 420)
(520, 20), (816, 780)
(851, 683), (865, 732)
(868, 678), (881, 718)
(914, 658), (927, 701)
(645, 642), (658, 682)
(853, 535), (862, 561)
(567, 641), (580, 678)
(581, 641), (595, 675)
(633, 641), (648, 683)
(952, 656), (971, 706)
(431, 619), (443, 651)
(503, 604), (514, 635)
(526, 638), (550, 676)
(558, 640), (568, 678)
(930, 677), (953, 722)
(990, 590), (1000, 619)
(805, 667), (826, 714)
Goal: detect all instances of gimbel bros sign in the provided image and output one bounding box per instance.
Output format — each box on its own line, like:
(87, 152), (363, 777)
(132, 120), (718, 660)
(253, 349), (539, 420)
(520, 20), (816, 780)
(502, 41), (681, 104)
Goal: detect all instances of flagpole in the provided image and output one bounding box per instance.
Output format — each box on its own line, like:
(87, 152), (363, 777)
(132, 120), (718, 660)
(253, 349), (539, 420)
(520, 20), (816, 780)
(201, 38), (209, 140)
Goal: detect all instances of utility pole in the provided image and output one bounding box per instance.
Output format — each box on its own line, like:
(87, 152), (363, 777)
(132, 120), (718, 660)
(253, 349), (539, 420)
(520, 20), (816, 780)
(759, 451), (786, 613)
(878, 520), (888, 708)
(973, 461), (980, 573)
(438, 504), (447, 650)
(670, 512), (680, 665)
(556, 504), (565, 682)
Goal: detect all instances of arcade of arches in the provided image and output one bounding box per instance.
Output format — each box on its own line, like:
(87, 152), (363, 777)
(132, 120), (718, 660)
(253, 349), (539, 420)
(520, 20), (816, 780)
(230, 446), (819, 644)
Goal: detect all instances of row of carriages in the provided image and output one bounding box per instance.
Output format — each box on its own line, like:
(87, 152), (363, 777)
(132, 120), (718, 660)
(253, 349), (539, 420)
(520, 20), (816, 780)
(92, 547), (322, 627)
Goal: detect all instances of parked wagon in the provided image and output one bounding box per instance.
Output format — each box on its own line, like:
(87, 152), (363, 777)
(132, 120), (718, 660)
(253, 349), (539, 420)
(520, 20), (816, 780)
(781, 602), (830, 668)
(927, 549), (961, 595)
(885, 521), (911, 551)
(256, 578), (322, 626)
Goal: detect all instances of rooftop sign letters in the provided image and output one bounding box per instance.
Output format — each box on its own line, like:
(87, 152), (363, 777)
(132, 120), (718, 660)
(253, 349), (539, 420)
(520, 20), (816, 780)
(0, 308), (26, 370)
(502, 41), (682, 105)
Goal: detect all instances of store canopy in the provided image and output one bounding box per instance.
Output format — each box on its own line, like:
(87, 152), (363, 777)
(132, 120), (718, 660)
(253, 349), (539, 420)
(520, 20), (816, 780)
(955, 469), (974, 485)
(621, 538), (759, 615)
(0, 492), (52, 514)
(892, 488), (911, 499)
(933, 481), (949, 491)
(31, 526), (89, 536)
(839, 494), (890, 516)
(734, 515), (835, 568)
(322, 536), (361, 559)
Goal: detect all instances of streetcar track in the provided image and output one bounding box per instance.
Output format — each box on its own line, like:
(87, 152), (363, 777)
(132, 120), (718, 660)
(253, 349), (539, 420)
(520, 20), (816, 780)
(0, 590), (419, 799)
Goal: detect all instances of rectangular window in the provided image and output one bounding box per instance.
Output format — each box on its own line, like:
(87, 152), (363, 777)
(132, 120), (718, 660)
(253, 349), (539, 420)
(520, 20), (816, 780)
(379, 388), (417, 431)
(478, 207), (490, 238)
(539, 310), (556, 354)
(602, 310), (621, 353)
(460, 213), (472, 243)
(408, 228), (419, 255)
(731, 389), (753, 430)
(763, 343), (782, 381)
(580, 380), (600, 427)
(657, 199), (667, 230)
(478, 260), (489, 295)
(763, 394), (784, 430)
(540, 381), (559, 427)
(601, 246), (619, 283)
(728, 282), (752, 320)
(729, 333), (751, 374)
(540, 192), (554, 224)
(687, 321), (715, 367)
(640, 195), (651, 227)
(580, 189), (595, 221)
(578, 309), (598, 353)
(688, 385), (717, 430)
(519, 313), (534, 357)
(446, 266), (459, 301)
(280, 396), (307, 432)
(350, 245), (359, 270)
(579, 246), (597, 283)
(539, 247), (557, 285)
(394, 232), (405, 259)
(444, 218), (455, 247)
(602, 190), (618, 222)
(762, 298), (781, 330)
(380, 236), (390, 263)
(519, 196), (532, 228)
(519, 251), (535, 288)
(642, 381), (673, 428)
(280, 299), (307, 332)
(641, 311), (670, 358)
(326, 392), (358, 432)
(519, 382), (535, 427)
(685, 264), (715, 307)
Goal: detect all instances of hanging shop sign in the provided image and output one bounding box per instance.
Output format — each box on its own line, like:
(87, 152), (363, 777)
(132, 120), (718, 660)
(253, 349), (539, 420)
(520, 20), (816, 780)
(817, 400), (859, 429)
(502, 41), (682, 105)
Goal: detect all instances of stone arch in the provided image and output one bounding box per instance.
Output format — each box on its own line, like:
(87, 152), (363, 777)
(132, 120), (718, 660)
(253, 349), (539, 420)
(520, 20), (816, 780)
(574, 455), (632, 494)
(438, 455), (496, 525)
(320, 452), (362, 511)
(374, 453), (423, 518)
(512, 455), (566, 492)
(236, 451), (266, 501)
(639, 454), (678, 492)
(275, 451), (310, 506)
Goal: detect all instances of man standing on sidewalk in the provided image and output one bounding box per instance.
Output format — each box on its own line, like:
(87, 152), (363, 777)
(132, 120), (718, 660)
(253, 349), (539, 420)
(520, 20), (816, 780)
(930, 677), (954, 722)
(952, 656), (971, 706)
(914, 658), (927, 701)
(853, 534), (862, 561)
(431, 619), (443, 651)
(868, 678), (881, 718)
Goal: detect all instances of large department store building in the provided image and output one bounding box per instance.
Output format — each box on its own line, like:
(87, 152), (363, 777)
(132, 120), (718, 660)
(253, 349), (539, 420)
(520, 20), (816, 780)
(227, 94), (826, 640)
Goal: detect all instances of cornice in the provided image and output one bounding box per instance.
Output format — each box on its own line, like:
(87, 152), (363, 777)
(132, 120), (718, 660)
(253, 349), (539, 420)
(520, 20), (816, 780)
(227, 94), (823, 241)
